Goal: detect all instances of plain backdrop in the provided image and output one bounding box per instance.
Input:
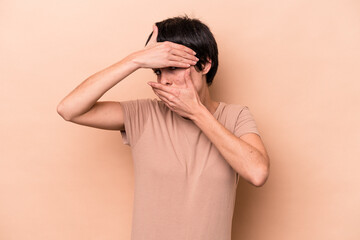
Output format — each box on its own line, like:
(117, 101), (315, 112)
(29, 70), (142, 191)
(1, 0), (359, 239)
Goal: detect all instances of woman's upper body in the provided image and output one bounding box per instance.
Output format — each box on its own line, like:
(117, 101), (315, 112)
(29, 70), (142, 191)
(57, 15), (269, 185)
(57, 15), (270, 239)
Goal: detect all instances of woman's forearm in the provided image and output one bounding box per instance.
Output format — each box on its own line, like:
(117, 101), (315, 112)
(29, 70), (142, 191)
(191, 105), (269, 186)
(57, 53), (140, 120)
(57, 33), (198, 120)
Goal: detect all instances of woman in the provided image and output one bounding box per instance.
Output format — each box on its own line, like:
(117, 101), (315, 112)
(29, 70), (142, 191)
(57, 15), (270, 240)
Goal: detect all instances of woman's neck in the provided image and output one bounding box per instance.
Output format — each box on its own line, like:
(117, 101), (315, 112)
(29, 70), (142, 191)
(198, 83), (219, 115)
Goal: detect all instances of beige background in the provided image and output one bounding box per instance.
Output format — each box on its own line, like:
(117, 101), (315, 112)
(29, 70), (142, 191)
(1, 0), (359, 239)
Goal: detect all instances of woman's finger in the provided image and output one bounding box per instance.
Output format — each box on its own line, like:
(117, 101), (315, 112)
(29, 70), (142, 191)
(184, 68), (194, 88)
(168, 61), (191, 68)
(148, 24), (158, 45)
(153, 89), (174, 107)
(169, 48), (199, 62)
(168, 54), (198, 66)
(150, 82), (179, 96)
(164, 61), (191, 68)
(153, 88), (173, 100)
(166, 41), (196, 55)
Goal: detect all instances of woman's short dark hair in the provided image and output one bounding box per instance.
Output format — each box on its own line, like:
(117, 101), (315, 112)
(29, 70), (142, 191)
(145, 15), (219, 86)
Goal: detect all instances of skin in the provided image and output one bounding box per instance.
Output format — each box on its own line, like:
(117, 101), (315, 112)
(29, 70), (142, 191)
(149, 64), (219, 118)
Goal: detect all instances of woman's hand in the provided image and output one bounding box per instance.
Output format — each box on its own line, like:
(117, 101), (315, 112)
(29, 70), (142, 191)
(130, 24), (199, 69)
(147, 67), (203, 119)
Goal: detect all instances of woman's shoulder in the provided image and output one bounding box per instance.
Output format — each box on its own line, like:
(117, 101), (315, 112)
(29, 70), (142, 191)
(135, 98), (169, 114)
(220, 101), (248, 112)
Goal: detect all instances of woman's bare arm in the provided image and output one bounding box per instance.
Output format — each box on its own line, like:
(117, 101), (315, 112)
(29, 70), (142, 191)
(56, 55), (139, 121)
(56, 24), (198, 130)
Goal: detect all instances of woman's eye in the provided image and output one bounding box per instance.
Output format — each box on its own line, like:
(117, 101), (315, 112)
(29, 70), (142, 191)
(153, 69), (161, 75)
(169, 67), (176, 70)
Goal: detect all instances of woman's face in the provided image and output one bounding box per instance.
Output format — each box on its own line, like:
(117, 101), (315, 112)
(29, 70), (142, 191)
(151, 65), (206, 94)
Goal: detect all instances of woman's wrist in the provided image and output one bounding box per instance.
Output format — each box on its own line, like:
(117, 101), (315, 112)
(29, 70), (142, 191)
(126, 51), (144, 69)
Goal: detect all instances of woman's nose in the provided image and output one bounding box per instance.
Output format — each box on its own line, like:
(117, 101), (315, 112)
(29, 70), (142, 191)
(159, 74), (173, 86)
